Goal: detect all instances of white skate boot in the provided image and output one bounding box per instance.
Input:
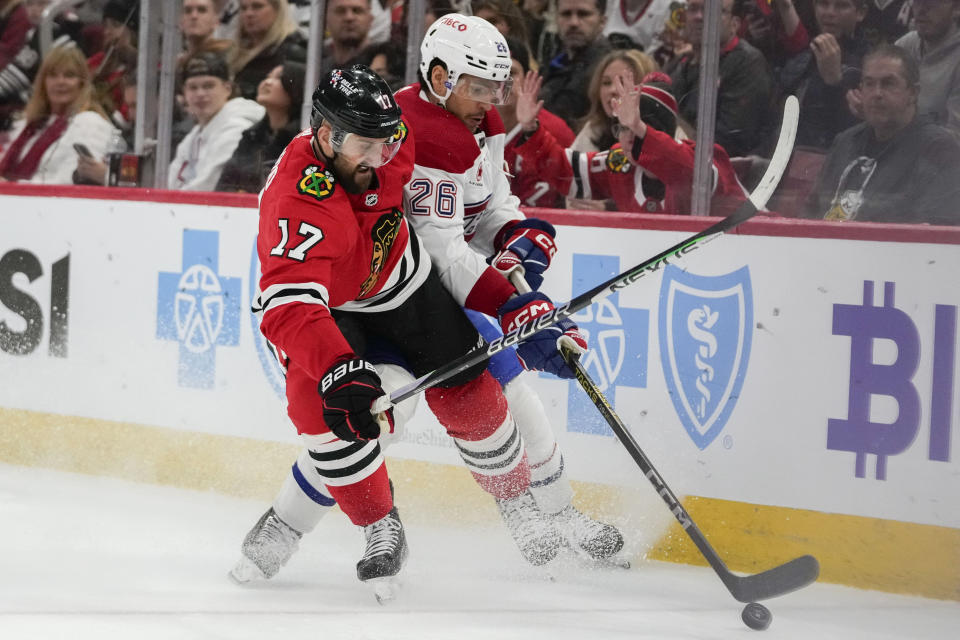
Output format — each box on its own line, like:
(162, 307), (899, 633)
(229, 507), (303, 583)
(549, 504), (624, 561)
(495, 490), (563, 566)
(357, 506), (408, 603)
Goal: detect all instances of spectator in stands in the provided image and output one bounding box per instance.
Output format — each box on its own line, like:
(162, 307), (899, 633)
(602, 0), (674, 52)
(539, 0), (612, 131)
(861, 0), (913, 46)
(513, 71), (747, 215)
(520, 0), (559, 65)
(88, 0), (138, 126)
(737, 0), (811, 66)
(355, 40), (405, 91)
(319, 0), (374, 76)
(0, 45), (117, 184)
(496, 36), (575, 208)
(216, 61), (304, 192)
(808, 45), (960, 224)
(0, 0), (83, 131)
(895, 0), (960, 134)
(776, 0), (868, 151)
(665, 0), (771, 157)
(229, 0), (306, 100)
(180, 0), (233, 64)
(169, 51), (265, 190)
(74, 66), (136, 186)
(474, 0), (531, 43)
(1, 1), (29, 72)
(572, 48), (657, 152)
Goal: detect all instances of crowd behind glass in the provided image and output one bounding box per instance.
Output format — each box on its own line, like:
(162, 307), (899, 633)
(0, 0), (958, 224)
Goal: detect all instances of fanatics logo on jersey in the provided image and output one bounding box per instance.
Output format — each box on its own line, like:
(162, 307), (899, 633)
(297, 165), (335, 201)
(605, 147), (631, 174)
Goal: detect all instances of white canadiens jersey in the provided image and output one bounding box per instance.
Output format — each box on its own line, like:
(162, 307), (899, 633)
(395, 86), (523, 311)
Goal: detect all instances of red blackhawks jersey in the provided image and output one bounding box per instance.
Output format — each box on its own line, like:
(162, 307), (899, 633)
(254, 125), (429, 389)
(395, 85), (521, 317)
(503, 108), (575, 209)
(515, 123), (748, 216)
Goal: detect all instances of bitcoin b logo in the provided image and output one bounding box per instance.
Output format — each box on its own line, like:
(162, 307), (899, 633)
(828, 281), (955, 479)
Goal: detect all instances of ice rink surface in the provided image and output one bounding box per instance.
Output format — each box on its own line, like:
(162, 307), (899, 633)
(1, 463), (956, 640)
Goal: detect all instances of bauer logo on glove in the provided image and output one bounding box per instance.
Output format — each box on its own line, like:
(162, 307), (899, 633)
(319, 357), (394, 441)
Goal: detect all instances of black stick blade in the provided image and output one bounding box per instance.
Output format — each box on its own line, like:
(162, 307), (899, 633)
(723, 554), (821, 603)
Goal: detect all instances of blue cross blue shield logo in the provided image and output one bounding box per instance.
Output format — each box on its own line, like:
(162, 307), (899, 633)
(548, 253), (648, 435)
(157, 230), (241, 389)
(658, 264), (753, 450)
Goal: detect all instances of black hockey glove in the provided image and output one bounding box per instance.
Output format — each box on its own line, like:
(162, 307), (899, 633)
(319, 358), (393, 442)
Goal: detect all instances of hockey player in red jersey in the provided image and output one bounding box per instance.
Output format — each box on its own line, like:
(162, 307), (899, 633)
(231, 65), (589, 595)
(513, 71), (749, 216)
(393, 14), (624, 564)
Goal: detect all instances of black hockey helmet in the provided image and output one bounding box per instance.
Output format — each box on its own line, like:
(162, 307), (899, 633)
(311, 64), (402, 139)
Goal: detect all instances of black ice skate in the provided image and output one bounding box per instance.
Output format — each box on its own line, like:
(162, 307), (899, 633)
(229, 507), (303, 583)
(495, 490), (563, 566)
(549, 504), (624, 562)
(357, 506), (408, 603)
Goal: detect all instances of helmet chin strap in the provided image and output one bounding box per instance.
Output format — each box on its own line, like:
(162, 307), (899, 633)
(311, 129), (338, 165)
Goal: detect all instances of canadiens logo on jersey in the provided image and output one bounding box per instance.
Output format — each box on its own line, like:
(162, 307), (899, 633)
(297, 165), (336, 201)
(605, 147), (631, 174)
(359, 208), (403, 297)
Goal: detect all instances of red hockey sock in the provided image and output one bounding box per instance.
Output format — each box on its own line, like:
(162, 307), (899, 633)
(325, 464), (393, 526)
(426, 371), (530, 500)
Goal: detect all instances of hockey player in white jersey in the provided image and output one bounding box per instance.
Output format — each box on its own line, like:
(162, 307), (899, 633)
(393, 14), (623, 564)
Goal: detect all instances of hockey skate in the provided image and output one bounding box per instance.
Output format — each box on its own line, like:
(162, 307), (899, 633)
(229, 507), (303, 583)
(357, 506), (408, 604)
(549, 504), (625, 564)
(495, 490), (563, 566)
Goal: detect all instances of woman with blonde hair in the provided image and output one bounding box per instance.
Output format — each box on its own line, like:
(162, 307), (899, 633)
(0, 45), (117, 184)
(229, 0), (306, 100)
(572, 48), (657, 153)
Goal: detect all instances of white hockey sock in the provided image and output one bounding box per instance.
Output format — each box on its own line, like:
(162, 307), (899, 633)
(272, 449), (336, 534)
(503, 378), (574, 514)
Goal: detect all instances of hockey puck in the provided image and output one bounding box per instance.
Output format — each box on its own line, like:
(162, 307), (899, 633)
(741, 602), (772, 631)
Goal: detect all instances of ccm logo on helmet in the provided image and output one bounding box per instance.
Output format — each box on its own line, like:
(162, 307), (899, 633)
(441, 17), (468, 31)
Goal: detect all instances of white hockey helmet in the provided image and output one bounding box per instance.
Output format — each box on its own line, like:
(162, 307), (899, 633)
(419, 13), (513, 105)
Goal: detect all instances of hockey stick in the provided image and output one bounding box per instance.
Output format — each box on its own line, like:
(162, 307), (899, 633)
(558, 345), (820, 602)
(373, 96), (799, 412)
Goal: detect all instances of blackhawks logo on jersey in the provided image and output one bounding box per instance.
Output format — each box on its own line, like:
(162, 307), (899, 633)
(359, 208), (403, 298)
(297, 165), (335, 201)
(605, 146), (631, 174)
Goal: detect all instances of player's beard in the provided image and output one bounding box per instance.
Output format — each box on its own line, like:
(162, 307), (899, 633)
(333, 155), (375, 194)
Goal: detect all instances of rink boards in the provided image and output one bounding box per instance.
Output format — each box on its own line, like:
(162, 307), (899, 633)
(1, 184), (958, 600)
